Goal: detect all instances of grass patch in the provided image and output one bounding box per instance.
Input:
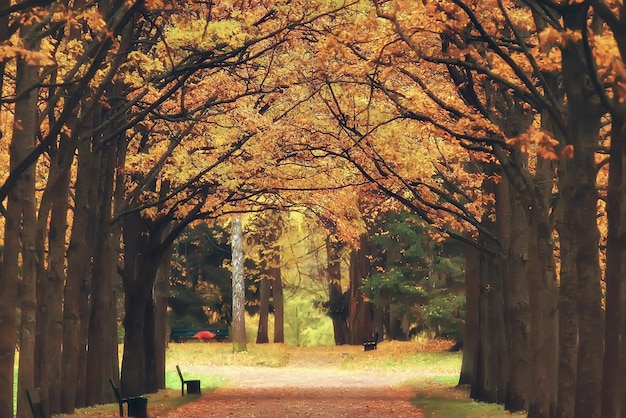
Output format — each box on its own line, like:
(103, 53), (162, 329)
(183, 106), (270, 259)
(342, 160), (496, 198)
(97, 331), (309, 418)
(411, 385), (526, 417)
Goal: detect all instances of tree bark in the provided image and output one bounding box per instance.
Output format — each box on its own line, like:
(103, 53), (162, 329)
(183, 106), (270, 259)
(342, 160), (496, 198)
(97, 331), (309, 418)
(61, 112), (99, 412)
(528, 157), (559, 418)
(347, 234), (374, 345)
(471, 174), (508, 404)
(271, 258), (284, 344)
(231, 215), (247, 352)
(326, 238), (348, 345)
(560, 7), (604, 417)
(256, 277), (270, 344)
(502, 175), (531, 413)
(459, 244), (479, 386)
(13, 53), (40, 418)
(154, 246), (172, 389)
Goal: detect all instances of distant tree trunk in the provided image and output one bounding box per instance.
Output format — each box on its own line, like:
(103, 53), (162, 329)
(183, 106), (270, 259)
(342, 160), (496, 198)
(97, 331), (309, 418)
(459, 244), (479, 386)
(347, 234), (374, 345)
(13, 54), (40, 418)
(257, 277), (270, 343)
(272, 263), (284, 344)
(231, 215), (247, 352)
(326, 237), (348, 345)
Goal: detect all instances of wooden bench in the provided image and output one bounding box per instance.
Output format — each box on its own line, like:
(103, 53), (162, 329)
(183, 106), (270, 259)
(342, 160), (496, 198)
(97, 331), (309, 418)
(170, 327), (229, 342)
(363, 332), (379, 351)
(176, 365), (201, 396)
(25, 388), (47, 418)
(108, 378), (148, 418)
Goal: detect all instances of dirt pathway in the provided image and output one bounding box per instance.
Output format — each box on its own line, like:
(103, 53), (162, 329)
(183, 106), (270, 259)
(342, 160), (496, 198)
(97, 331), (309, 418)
(162, 366), (424, 417)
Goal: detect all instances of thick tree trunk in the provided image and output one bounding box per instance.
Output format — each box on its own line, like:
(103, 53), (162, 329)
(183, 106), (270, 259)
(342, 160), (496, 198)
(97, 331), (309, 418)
(38, 135), (73, 415)
(120, 212), (162, 397)
(503, 178), (531, 412)
(555, 196), (578, 418)
(154, 247), (172, 389)
(471, 175), (508, 404)
(14, 56), (40, 418)
(61, 120), (100, 412)
(231, 215), (247, 352)
(144, 295), (158, 393)
(86, 143), (119, 405)
(560, 8), (604, 417)
(602, 117), (623, 418)
(0, 185), (21, 418)
(257, 277), (270, 343)
(121, 281), (152, 397)
(347, 234), (374, 345)
(616, 120), (626, 417)
(326, 238), (348, 345)
(459, 244), (479, 386)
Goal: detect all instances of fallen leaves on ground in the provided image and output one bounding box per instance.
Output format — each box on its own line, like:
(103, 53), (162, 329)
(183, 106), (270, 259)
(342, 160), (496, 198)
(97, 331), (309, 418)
(161, 387), (424, 418)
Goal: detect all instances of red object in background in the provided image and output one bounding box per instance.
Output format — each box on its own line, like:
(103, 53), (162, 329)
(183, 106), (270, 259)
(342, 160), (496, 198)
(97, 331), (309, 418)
(193, 330), (216, 340)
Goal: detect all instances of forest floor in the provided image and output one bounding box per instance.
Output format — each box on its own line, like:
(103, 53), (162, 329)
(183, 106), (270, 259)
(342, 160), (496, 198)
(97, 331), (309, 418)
(165, 366), (422, 418)
(160, 353), (425, 417)
(59, 340), (516, 418)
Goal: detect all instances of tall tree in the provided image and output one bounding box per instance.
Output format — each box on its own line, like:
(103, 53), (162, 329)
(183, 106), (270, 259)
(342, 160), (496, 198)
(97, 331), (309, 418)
(231, 215), (247, 352)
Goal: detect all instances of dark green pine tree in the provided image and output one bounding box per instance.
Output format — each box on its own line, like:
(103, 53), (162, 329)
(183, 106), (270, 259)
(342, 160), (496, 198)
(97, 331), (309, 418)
(364, 211), (465, 340)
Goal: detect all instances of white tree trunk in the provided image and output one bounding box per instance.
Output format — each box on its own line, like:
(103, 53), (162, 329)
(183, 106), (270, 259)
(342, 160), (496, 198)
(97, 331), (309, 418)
(231, 215), (247, 352)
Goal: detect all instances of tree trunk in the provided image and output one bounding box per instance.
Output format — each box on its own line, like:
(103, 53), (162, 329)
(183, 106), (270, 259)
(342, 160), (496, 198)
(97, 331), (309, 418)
(13, 54), (40, 418)
(231, 215), (247, 352)
(528, 158), (559, 418)
(154, 247), (172, 389)
(471, 175), (508, 404)
(86, 142), (118, 405)
(503, 176), (531, 412)
(120, 211), (162, 397)
(0, 180), (21, 418)
(256, 277), (270, 344)
(271, 260), (284, 343)
(616, 121), (626, 417)
(121, 281), (152, 397)
(326, 238), (348, 345)
(601, 112), (624, 418)
(347, 234), (374, 345)
(144, 295), (158, 393)
(38, 133), (73, 415)
(61, 113), (100, 411)
(560, 8), (604, 417)
(459, 244), (480, 386)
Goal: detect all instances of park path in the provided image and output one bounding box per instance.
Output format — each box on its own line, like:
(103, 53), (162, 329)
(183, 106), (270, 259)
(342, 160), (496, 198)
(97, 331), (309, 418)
(161, 365), (424, 417)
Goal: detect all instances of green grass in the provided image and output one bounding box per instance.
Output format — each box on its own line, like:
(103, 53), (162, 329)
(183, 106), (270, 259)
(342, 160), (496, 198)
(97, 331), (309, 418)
(411, 385), (525, 417)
